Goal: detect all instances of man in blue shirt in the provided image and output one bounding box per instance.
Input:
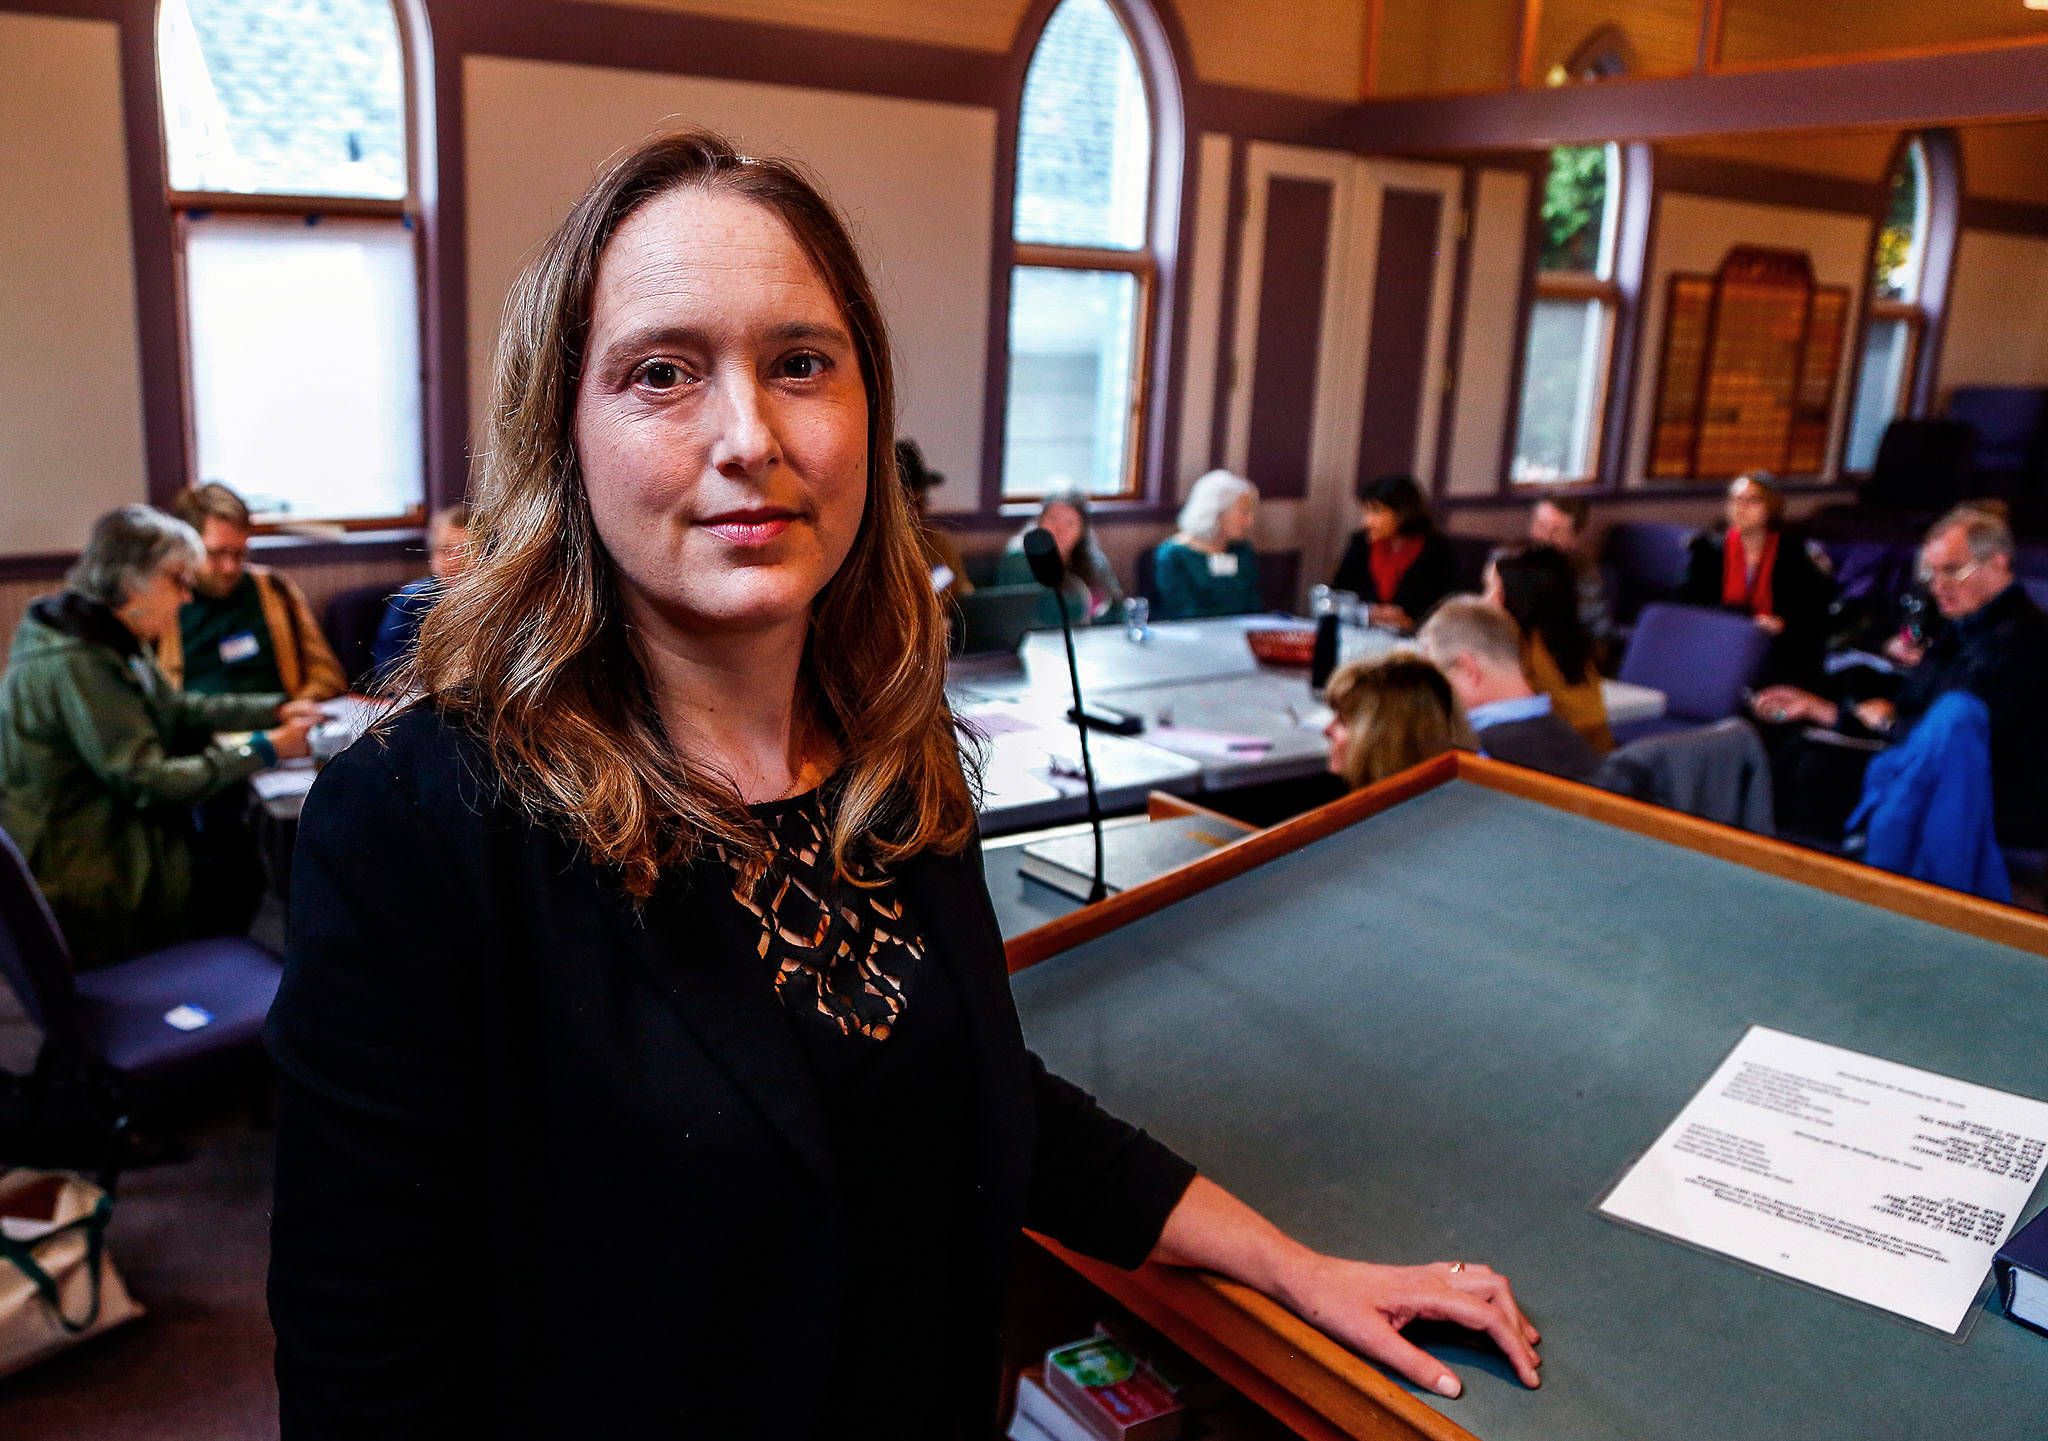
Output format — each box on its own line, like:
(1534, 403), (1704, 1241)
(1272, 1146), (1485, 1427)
(1419, 596), (1601, 782)
(370, 503), (470, 690)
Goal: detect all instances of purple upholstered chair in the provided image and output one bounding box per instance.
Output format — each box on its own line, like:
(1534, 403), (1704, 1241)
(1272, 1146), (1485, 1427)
(1599, 521), (1698, 623)
(0, 827), (282, 1105)
(1610, 602), (1774, 745)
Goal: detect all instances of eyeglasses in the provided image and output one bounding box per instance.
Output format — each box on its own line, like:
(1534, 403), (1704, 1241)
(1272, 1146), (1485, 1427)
(1916, 556), (1986, 587)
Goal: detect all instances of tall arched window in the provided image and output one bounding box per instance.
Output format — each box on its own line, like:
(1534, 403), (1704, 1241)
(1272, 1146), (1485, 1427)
(1845, 140), (1929, 473)
(158, 0), (423, 524)
(1512, 143), (1622, 485)
(1002, 0), (1156, 500)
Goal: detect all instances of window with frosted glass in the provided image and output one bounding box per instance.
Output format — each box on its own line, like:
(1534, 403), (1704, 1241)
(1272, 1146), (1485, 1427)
(183, 214), (422, 520)
(158, 0), (423, 521)
(1511, 145), (1620, 484)
(1004, 0), (1155, 499)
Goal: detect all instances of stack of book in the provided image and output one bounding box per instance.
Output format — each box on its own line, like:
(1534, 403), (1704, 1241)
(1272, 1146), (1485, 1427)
(1008, 1323), (1229, 1441)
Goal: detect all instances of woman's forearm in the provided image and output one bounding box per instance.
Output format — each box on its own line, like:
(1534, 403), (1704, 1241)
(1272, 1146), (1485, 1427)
(1148, 1175), (1317, 1308)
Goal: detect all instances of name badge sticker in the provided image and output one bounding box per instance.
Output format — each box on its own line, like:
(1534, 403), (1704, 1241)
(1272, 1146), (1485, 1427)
(1208, 551), (1239, 577)
(219, 632), (260, 664)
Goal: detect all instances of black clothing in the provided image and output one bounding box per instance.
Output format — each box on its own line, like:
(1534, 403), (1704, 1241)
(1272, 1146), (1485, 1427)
(1839, 582), (2048, 846)
(267, 707), (1197, 1440)
(30, 593), (140, 660)
(1475, 714), (1602, 783)
(1679, 530), (1837, 687)
(1330, 530), (1461, 627)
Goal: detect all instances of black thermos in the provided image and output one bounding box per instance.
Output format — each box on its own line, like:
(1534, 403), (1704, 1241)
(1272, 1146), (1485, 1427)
(1310, 610), (1341, 693)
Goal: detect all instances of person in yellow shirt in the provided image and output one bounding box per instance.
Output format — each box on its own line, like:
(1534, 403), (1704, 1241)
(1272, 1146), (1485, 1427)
(1486, 544), (1612, 752)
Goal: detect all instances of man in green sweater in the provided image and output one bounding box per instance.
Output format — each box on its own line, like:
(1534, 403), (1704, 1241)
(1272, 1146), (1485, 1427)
(0, 506), (317, 967)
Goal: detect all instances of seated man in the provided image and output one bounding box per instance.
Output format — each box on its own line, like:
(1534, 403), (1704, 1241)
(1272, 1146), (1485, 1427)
(1752, 503), (2048, 847)
(371, 503), (472, 687)
(163, 483), (346, 701)
(1418, 596), (1601, 782)
(1744, 503), (2048, 843)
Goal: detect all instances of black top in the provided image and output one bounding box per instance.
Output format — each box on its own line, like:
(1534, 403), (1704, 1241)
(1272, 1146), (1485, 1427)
(1475, 713), (1602, 783)
(733, 791), (978, 1439)
(1840, 582), (2048, 846)
(1330, 530), (1461, 627)
(1679, 530), (1837, 687)
(267, 707), (1198, 1440)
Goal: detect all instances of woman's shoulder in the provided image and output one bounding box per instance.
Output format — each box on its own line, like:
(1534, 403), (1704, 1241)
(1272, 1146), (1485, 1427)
(310, 702), (509, 837)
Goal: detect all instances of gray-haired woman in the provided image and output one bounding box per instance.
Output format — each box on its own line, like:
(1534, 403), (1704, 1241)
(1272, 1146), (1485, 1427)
(0, 504), (318, 967)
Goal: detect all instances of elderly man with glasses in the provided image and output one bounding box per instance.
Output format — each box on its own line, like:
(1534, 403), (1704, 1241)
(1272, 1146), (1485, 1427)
(1752, 502), (2048, 848)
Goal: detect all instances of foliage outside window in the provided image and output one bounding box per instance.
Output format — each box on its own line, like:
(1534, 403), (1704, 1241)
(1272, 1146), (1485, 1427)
(158, 0), (424, 525)
(1512, 145), (1621, 485)
(1846, 141), (1929, 472)
(1002, 0), (1155, 500)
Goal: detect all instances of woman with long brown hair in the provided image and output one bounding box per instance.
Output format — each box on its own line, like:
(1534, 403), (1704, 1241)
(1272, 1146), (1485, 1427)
(266, 130), (1538, 1438)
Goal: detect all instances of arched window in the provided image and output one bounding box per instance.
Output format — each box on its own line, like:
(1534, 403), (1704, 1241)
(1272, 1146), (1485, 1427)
(158, 0), (423, 524)
(1002, 0), (1157, 500)
(1512, 143), (1622, 485)
(1844, 139), (1929, 473)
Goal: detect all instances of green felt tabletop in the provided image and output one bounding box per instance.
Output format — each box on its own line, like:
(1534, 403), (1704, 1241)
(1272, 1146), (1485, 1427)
(1009, 780), (2048, 1441)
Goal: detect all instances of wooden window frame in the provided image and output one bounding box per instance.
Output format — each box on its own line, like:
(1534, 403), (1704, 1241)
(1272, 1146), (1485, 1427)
(1006, 243), (1156, 505)
(157, 0), (429, 531)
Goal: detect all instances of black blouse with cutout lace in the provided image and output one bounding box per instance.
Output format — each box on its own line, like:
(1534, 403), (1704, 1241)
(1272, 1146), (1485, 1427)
(717, 788), (980, 1439)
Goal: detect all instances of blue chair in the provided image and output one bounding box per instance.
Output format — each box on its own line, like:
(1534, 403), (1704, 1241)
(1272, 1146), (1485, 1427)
(1600, 522), (1697, 623)
(1610, 603), (1773, 745)
(1945, 386), (2048, 476)
(323, 579), (409, 692)
(0, 826), (283, 1154)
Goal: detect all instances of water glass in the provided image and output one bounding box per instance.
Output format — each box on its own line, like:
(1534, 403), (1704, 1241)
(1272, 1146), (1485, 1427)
(1122, 595), (1150, 641)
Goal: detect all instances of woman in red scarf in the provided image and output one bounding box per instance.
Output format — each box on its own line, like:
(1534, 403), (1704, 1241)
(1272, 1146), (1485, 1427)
(1330, 474), (1460, 634)
(1680, 473), (1835, 685)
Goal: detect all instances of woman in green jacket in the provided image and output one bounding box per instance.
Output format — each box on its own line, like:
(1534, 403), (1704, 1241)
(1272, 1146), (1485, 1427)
(994, 489), (1126, 628)
(1152, 469), (1262, 619)
(0, 506), (317, 968)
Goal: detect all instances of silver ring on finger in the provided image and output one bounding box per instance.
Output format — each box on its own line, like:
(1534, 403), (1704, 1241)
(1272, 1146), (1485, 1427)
(1447, 1261), (1465, 1274)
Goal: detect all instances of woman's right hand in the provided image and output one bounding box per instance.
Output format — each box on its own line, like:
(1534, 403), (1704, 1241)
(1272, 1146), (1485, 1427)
(1750, 685), (1837, 728)
(266, 717), (316, 761)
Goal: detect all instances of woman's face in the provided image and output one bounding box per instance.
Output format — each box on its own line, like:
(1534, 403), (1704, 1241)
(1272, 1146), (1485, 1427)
(1040, 501), (1084, 561)
(1727, 480), (1772, 536)
(1361, 502), (1400, 544)
(118, 555), (195, 642)
(1322, 711), (1353, 775)
(573, 187), (870, 643)
(1219, 492), (1258, 546)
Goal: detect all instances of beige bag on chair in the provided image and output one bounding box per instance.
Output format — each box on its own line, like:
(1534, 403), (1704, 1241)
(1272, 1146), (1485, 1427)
(0, 1169), (144, 1380)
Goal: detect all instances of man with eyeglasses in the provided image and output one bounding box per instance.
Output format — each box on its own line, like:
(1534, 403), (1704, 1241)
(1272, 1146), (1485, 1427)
(163, 482), (346, 702)
(1752, 502), (2048, 847)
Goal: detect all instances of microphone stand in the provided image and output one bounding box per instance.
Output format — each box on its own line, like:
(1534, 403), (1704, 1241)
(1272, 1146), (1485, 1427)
(1051, 585), (1109, 904)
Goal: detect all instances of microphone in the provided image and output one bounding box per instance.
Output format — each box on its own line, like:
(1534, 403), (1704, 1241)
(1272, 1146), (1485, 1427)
(1022, 526), (1107, 904)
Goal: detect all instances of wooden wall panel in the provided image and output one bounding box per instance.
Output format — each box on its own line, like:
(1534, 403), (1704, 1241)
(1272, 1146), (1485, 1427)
(1443, 168), (1529, 497)
(1659, 129), (1895, 184)
(1718, 0), (2048, 68)
(1243, 177), (1335, 501)
(1961, 121), (2048, 207)
(1176, 0), (1369, 101)
(1373, 0), (1522, 96)
(1531, 0), (1701, 82)
(1355, 188), (1443, 483)
(558, 0), (1029, 52)
(1939, 231), (2048, 393)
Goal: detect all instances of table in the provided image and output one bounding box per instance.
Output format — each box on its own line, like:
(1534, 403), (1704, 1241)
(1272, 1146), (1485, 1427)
(1005, 754), (2048, 1441)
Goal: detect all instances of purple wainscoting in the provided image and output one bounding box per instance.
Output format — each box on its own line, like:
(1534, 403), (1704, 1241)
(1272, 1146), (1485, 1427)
(1243, 176), (1334, 502)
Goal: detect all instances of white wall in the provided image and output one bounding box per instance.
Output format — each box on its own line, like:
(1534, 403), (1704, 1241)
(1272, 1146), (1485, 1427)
(0, 14), (149, 552)
(1443, 167), (1529, 497)
(464, 55), (996, 509)
(1625, 192), (1873, 486)
(1939, 229), (2048, 393)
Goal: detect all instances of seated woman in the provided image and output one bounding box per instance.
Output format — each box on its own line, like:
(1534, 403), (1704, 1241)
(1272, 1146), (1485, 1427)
(1152, 470), (1261, 619)
(1486, 545), (1613, 752)
(1322, 653), (1473, 790)
(995, 488), (1125, 628)
(1331, 474), (1460, 634)
(0, 506), (316, 967)
(1680, 472), (1834, 686)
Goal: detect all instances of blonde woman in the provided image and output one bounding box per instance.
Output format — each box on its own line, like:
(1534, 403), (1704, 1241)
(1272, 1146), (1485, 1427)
(1322, 653), (1475, 790)
(266, 131), (1538, 1438)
